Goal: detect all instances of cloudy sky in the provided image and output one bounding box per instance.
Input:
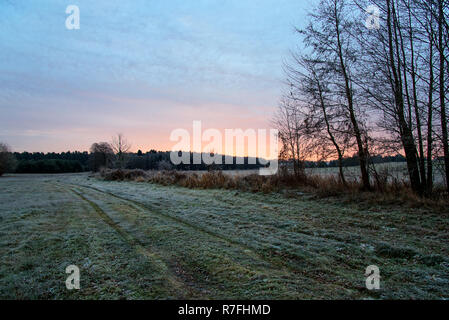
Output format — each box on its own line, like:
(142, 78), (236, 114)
(0, 0), (313, 153)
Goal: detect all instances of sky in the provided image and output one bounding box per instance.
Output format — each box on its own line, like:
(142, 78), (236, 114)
(0, 0), (314, 154)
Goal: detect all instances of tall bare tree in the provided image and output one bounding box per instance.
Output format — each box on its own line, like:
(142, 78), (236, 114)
(299, 0), (371, 189)
(352, 0), (433, 194)
(272, 98), (307, 177)
(285, 55), (350, 185)
(437, 0), (449, 189)
(277, 0), (447, 194)
(111, 133), (131, 169)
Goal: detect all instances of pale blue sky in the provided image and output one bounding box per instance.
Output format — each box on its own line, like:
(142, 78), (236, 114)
(0, 0), (314, 152)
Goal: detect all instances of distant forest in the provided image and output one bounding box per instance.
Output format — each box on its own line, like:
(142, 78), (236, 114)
(11, 150), (408, 174)
(13, 150), (264, 173)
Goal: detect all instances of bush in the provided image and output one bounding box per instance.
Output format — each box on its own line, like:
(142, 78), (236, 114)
(100, 168), (147, 181)
(124, 169), (147, 180)
(0, 143), (17, 176)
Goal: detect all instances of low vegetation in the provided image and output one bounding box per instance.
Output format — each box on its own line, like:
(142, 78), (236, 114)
(97, 168), (449, 212)
(1, 173), (447, 299)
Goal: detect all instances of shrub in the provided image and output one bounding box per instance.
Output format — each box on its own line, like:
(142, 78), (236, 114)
(100, 168), (147, 181)
(0, 143), (17, 176)
(124, 169), (147, 180)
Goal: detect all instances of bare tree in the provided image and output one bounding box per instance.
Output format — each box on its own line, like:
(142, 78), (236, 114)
(272, 97), (308, 177)
(417, 0), (438, 193)
(276, 0), (447, 194)
(298, 0), (371, 189)
(437, 0), (449, 190)
(285, 55), (350, 185)
(351, 0), (437, 194)
(374, 0), (423, 193)
(111, 133), (131, 169)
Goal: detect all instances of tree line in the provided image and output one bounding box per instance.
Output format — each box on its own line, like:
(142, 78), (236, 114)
(0, 134), (265, 175)
(89, 138), (265, 172)
(1, 145), (408, 176)
(274, 0), (449, 195)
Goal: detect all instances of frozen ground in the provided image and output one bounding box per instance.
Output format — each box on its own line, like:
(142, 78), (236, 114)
(0, 173), (448, 299)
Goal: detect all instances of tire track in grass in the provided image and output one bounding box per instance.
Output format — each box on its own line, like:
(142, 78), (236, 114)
(68, 182), (358, 296)
(73, 184), (283, 263)
(69, 187), (195, 298)
(69, 183), (335, 281)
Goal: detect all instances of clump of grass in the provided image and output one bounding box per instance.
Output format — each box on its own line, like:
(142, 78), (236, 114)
(374, 243), (417, 259)
(100, 168), (147, 181)
(416, 254), (446, 267)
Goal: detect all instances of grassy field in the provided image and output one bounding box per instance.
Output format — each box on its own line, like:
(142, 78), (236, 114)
(0, 173), (448, 299)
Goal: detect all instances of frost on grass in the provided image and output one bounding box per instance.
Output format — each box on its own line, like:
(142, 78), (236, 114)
(0, 173), (448, 299)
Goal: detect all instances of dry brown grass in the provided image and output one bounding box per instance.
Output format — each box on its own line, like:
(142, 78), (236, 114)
(98, 168), (449, 211)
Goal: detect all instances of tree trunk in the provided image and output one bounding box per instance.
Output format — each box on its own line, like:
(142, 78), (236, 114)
(334, 3), (370, 190)
(316, 74), (347, 185)
(386, 0), (422, 194)
(427, 23), (435, 193)
(438, 0), (449, 190)
(406, 6), (426, 188)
